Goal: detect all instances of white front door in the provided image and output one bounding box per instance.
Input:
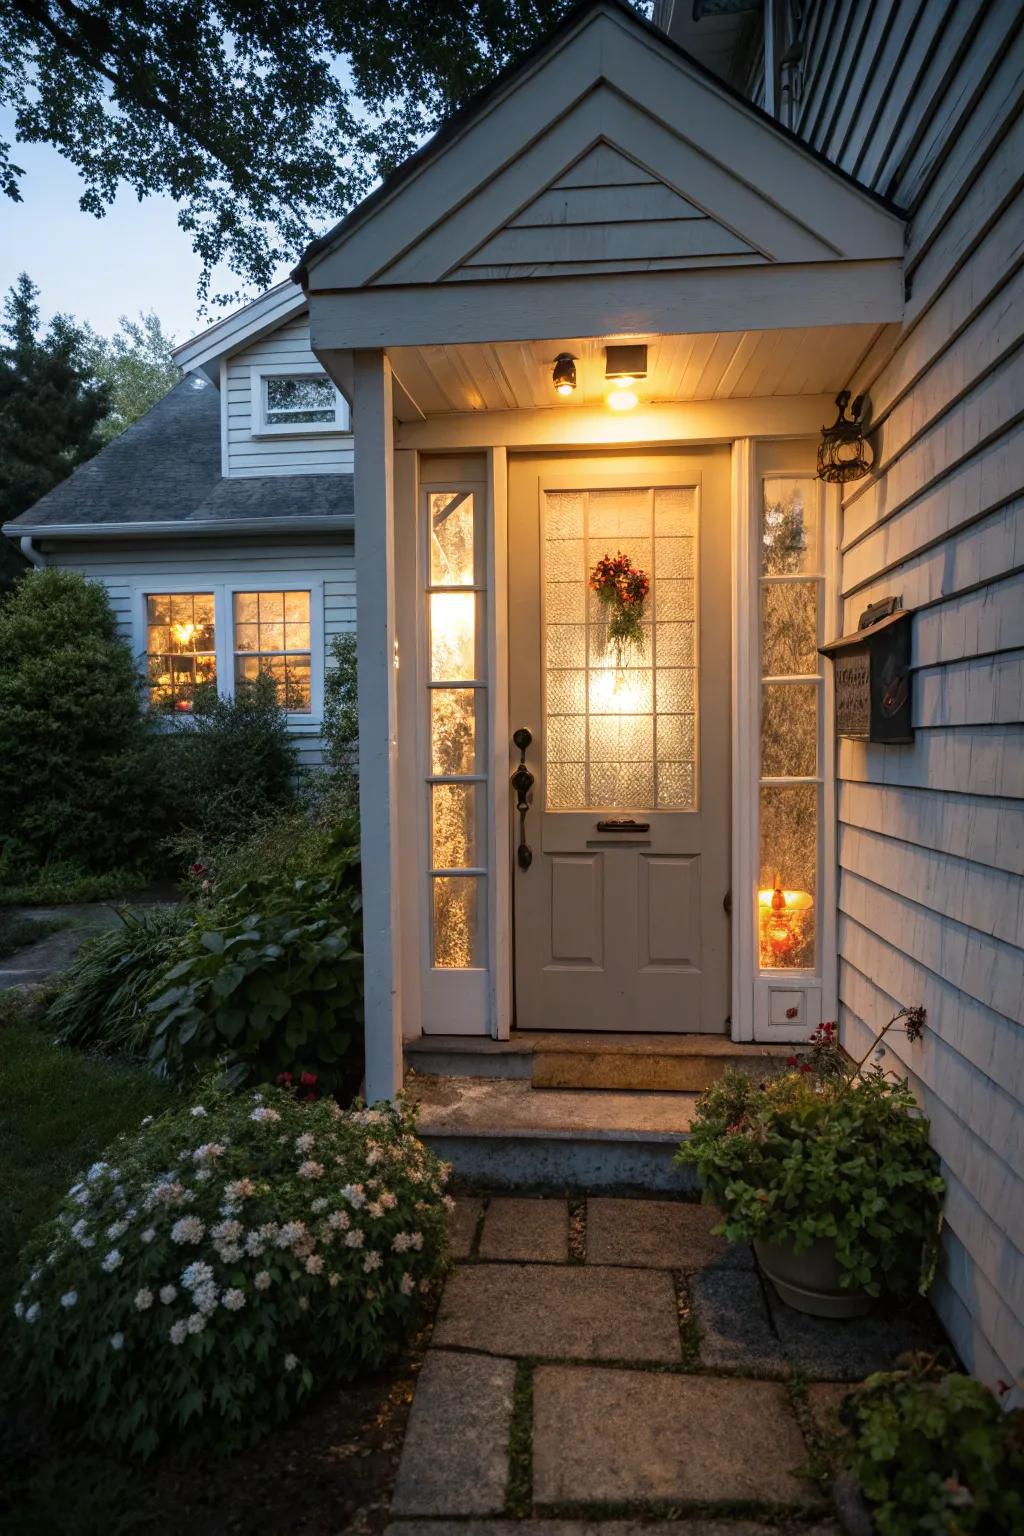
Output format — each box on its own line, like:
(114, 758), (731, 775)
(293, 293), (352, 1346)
(508, 449), (731, 1033)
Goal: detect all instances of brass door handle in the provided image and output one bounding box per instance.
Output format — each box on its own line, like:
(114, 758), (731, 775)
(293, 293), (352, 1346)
(511, 727), (534, 870)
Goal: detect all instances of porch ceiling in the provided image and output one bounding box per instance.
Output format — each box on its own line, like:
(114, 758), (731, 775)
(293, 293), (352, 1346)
(386, 324), (882, 420)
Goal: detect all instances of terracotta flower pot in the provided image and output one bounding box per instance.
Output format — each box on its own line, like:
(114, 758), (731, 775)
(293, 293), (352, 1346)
(754, 1236), (874, 1318)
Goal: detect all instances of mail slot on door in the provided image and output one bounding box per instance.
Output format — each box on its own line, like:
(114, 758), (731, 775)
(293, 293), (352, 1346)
(820, 597), (914, 744)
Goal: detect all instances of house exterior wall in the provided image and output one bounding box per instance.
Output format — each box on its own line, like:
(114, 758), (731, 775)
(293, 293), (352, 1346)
(772, 0), (1024, 1386)
(47, 534), (356, 768)
(225, 314), (355, 479)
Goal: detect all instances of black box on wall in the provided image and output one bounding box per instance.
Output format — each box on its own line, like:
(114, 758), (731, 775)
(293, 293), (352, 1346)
(820, 598), (914, 745)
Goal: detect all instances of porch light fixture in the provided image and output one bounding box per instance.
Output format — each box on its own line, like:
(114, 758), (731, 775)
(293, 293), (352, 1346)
(817, 390), (873, 483)
(552, 353), (577, 396)
(605, 343), (646, 412)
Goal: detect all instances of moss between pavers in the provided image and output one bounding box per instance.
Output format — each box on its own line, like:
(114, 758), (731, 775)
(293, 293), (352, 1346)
(505, 1359), (534, 1518)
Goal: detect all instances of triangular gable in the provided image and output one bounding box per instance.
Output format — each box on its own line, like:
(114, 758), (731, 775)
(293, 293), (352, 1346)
(300, 1), (903, 297)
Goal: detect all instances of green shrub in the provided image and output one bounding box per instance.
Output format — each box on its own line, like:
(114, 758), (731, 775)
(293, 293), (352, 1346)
(0, 570), (158, 869)
(172, 800), (359, 902)
(678, 1063), (945, 1299)
(46, 904), (196, 1055)
(322, 632), (358, 790)
(146, 867), (363, 1098)
(11, 1086), (450, 1456)
(840, 1365), (1024, 1535)
(160, 675), (300, 846)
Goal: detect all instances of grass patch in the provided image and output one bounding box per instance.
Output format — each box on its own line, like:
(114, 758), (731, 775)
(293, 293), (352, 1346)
(0, 912), (66, 960)
(0, 994), (180, 1310)
(505, 1360), (534, 1517)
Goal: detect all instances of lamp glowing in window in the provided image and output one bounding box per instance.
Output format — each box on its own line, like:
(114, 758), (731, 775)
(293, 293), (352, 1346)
(758, 875), (813, 964)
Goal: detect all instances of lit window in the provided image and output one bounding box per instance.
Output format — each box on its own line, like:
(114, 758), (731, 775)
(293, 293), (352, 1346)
(233, 591), (311, 713)
(146, 593), (216, 711)
(757, 478), (823, 971)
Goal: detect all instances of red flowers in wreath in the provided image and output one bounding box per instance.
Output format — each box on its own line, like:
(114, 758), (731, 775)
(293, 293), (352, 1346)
(589, 550), (650, 664)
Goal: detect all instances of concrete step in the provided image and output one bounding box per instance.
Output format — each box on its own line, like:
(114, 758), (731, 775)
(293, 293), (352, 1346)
(405, 1031), (793, 1093)
(406, 1072), (699, 1193)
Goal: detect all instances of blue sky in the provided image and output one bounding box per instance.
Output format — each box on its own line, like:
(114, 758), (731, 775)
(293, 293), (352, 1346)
(0, 110), (288, 345)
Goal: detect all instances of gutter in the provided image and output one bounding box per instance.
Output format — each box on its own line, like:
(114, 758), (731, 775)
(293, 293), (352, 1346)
(19, 536), (47, 568)
(2, 515), (354, 541)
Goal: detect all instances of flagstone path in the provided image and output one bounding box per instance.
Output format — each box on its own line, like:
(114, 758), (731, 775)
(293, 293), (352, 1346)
(385, 1192), (946, 1534)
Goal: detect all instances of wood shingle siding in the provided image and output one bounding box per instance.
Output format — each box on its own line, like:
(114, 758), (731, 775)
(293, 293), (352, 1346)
(787, 0), (1024, 1387)
(225, 316), (354, 479)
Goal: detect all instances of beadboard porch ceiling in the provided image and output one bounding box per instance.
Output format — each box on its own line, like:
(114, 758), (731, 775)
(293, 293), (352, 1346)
(386, 323), (883, 421)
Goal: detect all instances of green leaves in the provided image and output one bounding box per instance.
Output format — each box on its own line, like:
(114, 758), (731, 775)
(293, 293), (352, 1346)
(144, 873), (363, 1095)
(841, 1366), (1024, 1534)
(677, 1064), (946, 1300)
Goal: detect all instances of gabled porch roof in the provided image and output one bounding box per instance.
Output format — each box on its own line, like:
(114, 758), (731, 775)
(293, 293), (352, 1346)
(295, 0), (905, 357)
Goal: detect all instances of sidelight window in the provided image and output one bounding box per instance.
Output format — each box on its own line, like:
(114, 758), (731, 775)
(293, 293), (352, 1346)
(425, 489), (487, 969)
(757, 477), (823, 971)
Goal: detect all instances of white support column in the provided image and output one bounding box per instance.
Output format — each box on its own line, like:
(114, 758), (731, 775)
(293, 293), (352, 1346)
(353, 350), (403, 1102)
(730, 439), (757, 1042)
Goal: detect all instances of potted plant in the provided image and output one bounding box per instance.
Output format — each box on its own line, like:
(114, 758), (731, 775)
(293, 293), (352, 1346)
(835, 1360), (1023, 1535)
(677, 1008), (945, 1316)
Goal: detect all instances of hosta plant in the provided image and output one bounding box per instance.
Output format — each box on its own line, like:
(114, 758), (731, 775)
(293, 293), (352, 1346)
(677, 1011), (945, 1299)
(840, 1362), (1024, 1535)
(12, 1085), (450, 1457)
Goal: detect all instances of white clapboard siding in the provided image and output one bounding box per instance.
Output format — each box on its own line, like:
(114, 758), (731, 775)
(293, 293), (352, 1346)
(781, 0), (1024, 1386)
(57, 536), (355, 768)
(225, 314), (354, 479)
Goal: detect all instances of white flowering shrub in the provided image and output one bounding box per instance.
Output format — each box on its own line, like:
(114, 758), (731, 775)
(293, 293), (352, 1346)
(12, 1086), (451, 1456)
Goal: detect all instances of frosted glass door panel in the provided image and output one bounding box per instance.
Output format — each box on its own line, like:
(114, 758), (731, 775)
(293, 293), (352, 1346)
(543, 486), (698, 811)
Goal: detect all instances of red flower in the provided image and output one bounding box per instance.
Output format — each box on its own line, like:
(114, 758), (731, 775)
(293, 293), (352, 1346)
(303, 1092), (317, 1102)
(189, 861), (207, 877)
(276, 1071), (293, 1085)
(300, 1071), (318, 1087)
(996, 1379), (1011, 1398)
(786, 1055), (799, 1067)
(800, 1063), (813, 1074)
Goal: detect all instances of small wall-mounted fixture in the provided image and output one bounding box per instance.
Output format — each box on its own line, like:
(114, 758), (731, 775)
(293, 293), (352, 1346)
(817, 390), (873, 482)
(820, 596), (914, 744)
(552, 353), (577, 396)
(604, 343), (646, 412)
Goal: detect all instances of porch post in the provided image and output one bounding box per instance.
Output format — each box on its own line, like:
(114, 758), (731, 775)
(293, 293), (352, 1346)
(353, 350), (402, 1102)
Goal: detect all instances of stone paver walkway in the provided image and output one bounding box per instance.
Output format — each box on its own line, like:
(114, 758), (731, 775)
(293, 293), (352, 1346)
(387, 1192), (947, 1533)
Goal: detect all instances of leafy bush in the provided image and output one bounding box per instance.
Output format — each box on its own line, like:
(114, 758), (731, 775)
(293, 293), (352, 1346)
(11, 1086), (450, 1456)
(840, 1364), (1024, 1535)
(173, 799), (359, 904)
(160, 675), (300, 846)
(147, 864), (363, 1098)
(322, 632), (358, 791)
(678, 1047), (945, 1298)
(0, 570), (158, 869)
(46, 905), (196, 1055)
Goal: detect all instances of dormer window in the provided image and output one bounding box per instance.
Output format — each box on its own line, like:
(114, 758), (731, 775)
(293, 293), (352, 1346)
(250, 363), (350, 437)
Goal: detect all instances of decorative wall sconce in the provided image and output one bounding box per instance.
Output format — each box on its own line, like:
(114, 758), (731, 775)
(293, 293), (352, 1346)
(551, 353), (577, 396)
(817, 390), (873, 482)
(605, 343), (646, 412)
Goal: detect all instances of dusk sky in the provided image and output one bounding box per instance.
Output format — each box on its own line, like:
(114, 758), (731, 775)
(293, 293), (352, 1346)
(0, 109), (290, 345)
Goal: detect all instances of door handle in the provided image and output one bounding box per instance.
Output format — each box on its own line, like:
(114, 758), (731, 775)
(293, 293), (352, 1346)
(511, 727), (534, 870)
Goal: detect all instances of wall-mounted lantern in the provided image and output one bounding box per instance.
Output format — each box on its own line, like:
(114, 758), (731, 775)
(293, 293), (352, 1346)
(552, 353), (577, 396)
(817, 390), (873, 483)
(820, 596), (914, 744)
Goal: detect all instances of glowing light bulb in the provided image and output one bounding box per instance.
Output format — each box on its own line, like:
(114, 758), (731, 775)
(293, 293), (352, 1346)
(607, 388), (638, 412)
(172, 621), (196, 646)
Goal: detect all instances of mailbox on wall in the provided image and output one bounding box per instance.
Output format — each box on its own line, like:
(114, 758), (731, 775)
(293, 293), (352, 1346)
(820, 597), (914, 744)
